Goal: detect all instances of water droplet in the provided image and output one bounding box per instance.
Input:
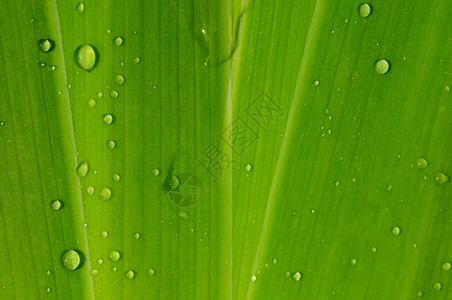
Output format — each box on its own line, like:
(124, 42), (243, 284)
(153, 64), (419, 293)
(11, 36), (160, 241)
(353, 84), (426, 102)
(284, 271), (291, 278)
(178, 211), (189, 221)
(44, 287), (51, 293)
(326, 129), (332, 135)
(76, 2), (85, 14)
(314, 80), (320, 86)
(168, 175), (179, 190)
(114, 74), (125, 86)
(99, 187), (112, 200)
(250, 275), (257, 282)
(110, 90), (119, 99)
(39, 39), (55, 52)
(133, 57), (141, 64)
(38, 62), (46, 68)
(108, 250), (121, 262)
(445, 86), (450, 92)
(45, 270), (52, 276)
(97, 92), (103, 98)
(334, 180), (340, 187)
(103, 114), (114, 125)
(245, 164), (252, 172)
(76, 160), (89, 177)
(133, 232), (141, 239)
(434, 171), (449, 185)
(386, 184), (392, 192)
(75, 44), (98, 72)
(125, 270), (136, 279)
(62, 249), (81, 270)
(358, 3), (372, 18)
(113, 37), (123, 46)
(371, 247), (377, 253)
(100, 230), (108, 238)
(87, 98), (96, 107)
(86, 186), (95, 196)
(148, 268), (155, 276)
(107, 139), (116, 149)
(415, 157), (428, 169)
(442, 262), (451, 271)
(292, 272), (302, 281)
(30, 18), (35, 23)
(374, 59), (390, 75)
(91, 269), (98, 276)
(96, 258), (103, 265)
(112, 173), (121, 182)
(152, 168), (160, 176)
(391, 226), (401, 236)
(433, 282), (442, 291)
(51, 199), (63, 211)
(49, 65), (57, 71)
(111, 266), (117, 272)
(416, 290), (424, 297)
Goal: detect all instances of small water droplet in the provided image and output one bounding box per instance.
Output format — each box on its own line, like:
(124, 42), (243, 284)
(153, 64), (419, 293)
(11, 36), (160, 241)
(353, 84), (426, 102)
(152, 168), (160, 176)
(76, 160), (89, 177)
(386, 184), (393, 192)
(44, 287), (52, 293)
(125, 270), (136, 279)
(106, 29), (111, 35)
(245, 164), (252, 172)
(111, 266), (117, 272)
(100, 230), (108, 238)
(272, 258), (278, 264)
(374, 59), (390, 75)
(371, 247), (377, 253)
(314, 80), (320, 86)
(97, 92), (103, 98)
(45, 270), (52, 276)
(113, 37), (124, 46)
(284, 271), (291, 278)
(49, 65), (57, 71)
(133, 232), (141, 239)
(350, 258), (357, 265)
(38, 61), (46, 68)
(103, 114), (114, 125)
(433, 282), (442, 291)
(358, 4), (372, 18)
(334, 180), (340, 187)
(148, 268), (155, 276)
(76, 2), (85, 14)
(107, 139), (116, 149)
(75, 44), (98, 72)
(114, 74), (125, 86)
(51, 199), (63, 211)
(112, 173), (121, 182)
(30, 18), (35, 23)
(96, 258), (103, 265)
(133, 57), (141, 64)
(415, 157), (428, 169)
(99, 187), (112, 200)
(391, 226), (401, 236)
(445, 86), (450, 92)
(442, 262), (451, 271)
(91, 269), (98, 276)
(39, 39), (55, 53)
(178, 211), (190, 221)
(292, 272), (302, 281)
(110, 90), (119, 99)
(250, 275), (257, 282)
(87, 98), (96, 107)
(62, 249), (81, 270)
(86, 186), (95, 196)
(326, 129), (332, 135)
(108, 250), (121, 262)
(434, 171), (449, 185)
(416, 290), (424, 297)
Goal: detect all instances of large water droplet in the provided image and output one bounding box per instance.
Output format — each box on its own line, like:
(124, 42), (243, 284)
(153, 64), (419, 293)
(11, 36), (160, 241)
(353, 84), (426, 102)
(113, 37), (124, 46)
(108, 250), (121, 262)
(434, 171), (450, 185)
(391, 226), (401, 236)
(152, 168), (160, 176)
(62, 250), (81, 270)
(178, 211), (189, 221)
(75, 44), (98, 72)
(133, 232), (141, 239)
(114, 74), (125, 86)
(110, 90), (119, 99)
(415, 157), (428, 169)
(103, 114), (114, 125)
(76, 160), (89, 177)
(375, 59), (390, 75)
(125, 270), (136, 279)
(433, 282), (442, 291)
(133, 57), (141, 64)
(51, 199), (63, 211)
(76, 2), (85, 14)
(99, 187), (112, 200)
(358, 4), (372, 18)
(168, 175), (179, 190)
(39, 39), (55, 53)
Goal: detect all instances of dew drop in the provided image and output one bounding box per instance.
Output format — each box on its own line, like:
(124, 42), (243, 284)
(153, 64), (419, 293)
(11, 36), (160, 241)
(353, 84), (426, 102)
(114, 74), (125, 86)
(334, 180), (340, 187)
(133, 57), (141, 64)
(445, 86), (450, 92)
(415, 157), (428, 169)
(45, 270), (52, 276)
(103, 114), (114, 125)
(326, 129), (332, 135)
(350, 258), (357, 265)
(75, 44), (98, 72)
(434, 171), (449, 185)
(44, 287), (51, 293)
(178, 211), (190, 221)
(86, 186), (95, 196)
(51, 199), (63, 211)
(99, 187), (112, 200)
(96, 258), (103, 265)
(133, 232), (141, 239)
(148, 268), (155, 276)
(391, 226), (401, 236)
(108, 250), (121, 262)
(416, 290), (424, 297)
(272, 259), (278, 264)
(39, 39), (55, 53)
(62, 249), (81, 271)
(285, 271), (291, 278)
(314, 80), (320, 86)
(245, 164), (252, 172)
(112, 173), (121, 182)
(76, 2), (85, 14)
(152, 168), (160, 176)
(100, 230), (108, 238)
(49, 65), (57, 71)
(110, 90), (119, 99)
(358, 3), (372, 18)
(442, 262), (451, 271)
(168, 175), (179, 190)
(386, 184), (393, 192)
(433, 282), (442, 291)
(87, 98), (96, 107)
(91, 269), (98, 276)
(38, 62), (46, 68)
(76, 160), (89, 177)
(292, 272), (302, 282)
(111, 266), (117, 272)
(125, 270), (136, 279)
(371, 247), (377, 253)
(113, 37), (124, 46)
(107, 139), (116, 149)
(374, 59), (390, 75)
(97, 92), (103, 98)
(250, 275), (257, 282)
